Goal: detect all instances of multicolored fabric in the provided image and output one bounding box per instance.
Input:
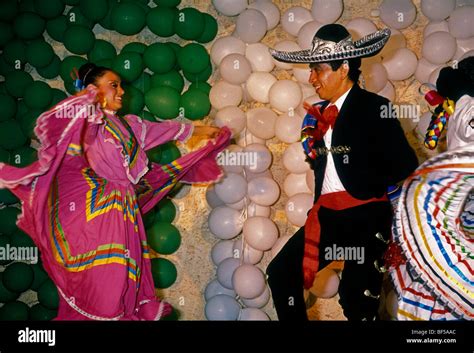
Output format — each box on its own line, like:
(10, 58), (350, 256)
(390, 145), (474, 320)
(0, 86), (231, 320)
(301, 102), (326, 159)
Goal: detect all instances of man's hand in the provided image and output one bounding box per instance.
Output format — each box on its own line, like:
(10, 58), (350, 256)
(193, 126), (221, 139)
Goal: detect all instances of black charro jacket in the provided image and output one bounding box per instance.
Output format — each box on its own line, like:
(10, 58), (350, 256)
(311, 84), (419, 202)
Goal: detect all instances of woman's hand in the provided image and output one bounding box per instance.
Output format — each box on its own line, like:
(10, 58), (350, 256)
(193, 126), (221, 139)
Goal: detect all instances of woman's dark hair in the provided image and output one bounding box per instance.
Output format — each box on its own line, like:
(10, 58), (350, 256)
(310, 58), (362, 83)
(78, 63), (111, 86)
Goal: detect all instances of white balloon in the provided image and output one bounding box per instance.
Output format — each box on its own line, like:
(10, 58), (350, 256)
(362, 62), (389, 93)
(421, 0), (455, 20)
(233, 239), (264, 265)
(346, 17), (378, 41)
(448, 5), (474, 39)
(377, 80), (396, 101)
(415, 57), (442, 83)
(219, 144), (244, 174)
(243, 143), (273, 173)
(454, 37), (474, 60)
(245, 43), (275, 72)
(227, 197), (248, 210)
(212, 0), (247, 16)
(460, 48), (474, 60)
(380, 28), (406, 58)
(248, 0), (280, 30)
(423, 20), (449, 38)
(215, 106), (246, 137)
(284, 173), (312, 197)
(275, 111), (304, 144)
(310, 268), (340, 298)
(239, 308), (269, 321)
(293, 65), (311, 84)
(385, 290), (399, 318)
(208, 206), (244, 240)
(423, 31), (457, 64)
(245, 72), (277, 103)
(271, 235), (292, 259)
(215, 172), (247, 204)
(246, 202), (271, 218)
(297, 20), (324, 50)
(235, 9), (268, 44)
(205, 294), (241, 320)
(219, 54), (252, 85)
(205, 279), (236, 301)
(456, 0), (474, 6)
(305, 169), (315, 193)
(428, 65), (444, 85)
(382, 48), (418, 81)
(236, 129), (265, 147)
(209, 80), (243, 110)
(281, 6), (313, 37)
(269, 80), (303, 113)
(272, 41), (301, 70)
(211, 240), (235, 266)
(299, 83), (315, 99)
(216, 257), (241, 289)
(282, 142), (310, 173)
(211, 36), (246, 66)
(206, 185), (225, 208)
(285, 193), (313, 227)
(311, 0), (343, 24)
(243, 216), (279, 251)
(246, 107), (277, 139)
(379, 0), (417, 29)
(232, 264), (266, 299)
(247, 177), (280, 206)
(242, 286), (270, 308)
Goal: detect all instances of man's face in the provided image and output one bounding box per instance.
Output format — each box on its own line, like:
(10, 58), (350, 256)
(308, 62), (345, 102)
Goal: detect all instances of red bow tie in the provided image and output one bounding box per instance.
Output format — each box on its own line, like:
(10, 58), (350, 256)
(321, 105), (339, 129)
(308, 105), (339, 141)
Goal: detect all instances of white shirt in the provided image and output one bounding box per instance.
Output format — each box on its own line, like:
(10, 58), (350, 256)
(447, 94), (474, 151)
(321, 88), (351, 195)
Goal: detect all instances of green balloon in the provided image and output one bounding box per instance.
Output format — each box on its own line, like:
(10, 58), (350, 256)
(147, 222), (181, 255)
(145, 86), (180, 119)
(37, 280), (59, 310)
(151, 258), (177, 288)
(179, 88), (210, 120)
(13, 12), (46, 40)
(183, 63), (212, 83)
(33, 0), (65, 19)
(178, 43), (210, 74)
(64, 25), (95, 55)
(151, 70), (184, 93)
(161, 305), (180, 321)
(0, 301), (29, 320)
(0, 206), (20, 235)
(36, 54), (61, 79)
(9, 146), (38, 168)
(62, 0), (80, 5)
(95, 58), (113, 70)
(46, 15), (68, 42)
(147, 7), (176, 38)
(66, 6), (94, 28)
(2, 262), (34, 292)
(119, 85), (144, 115)
(30, 303), (57, 320)
(0, 272), (19, 302)
(0, 235), (13, 266)
(0, 56), (15, 76)
(112, 3), (146, 35)
(112, 51), (143, 82)
(143, 42), (176, 74)
(0, 120), (28, 150)
(0, 22), (14, 48)
(0, 93), (17, 122)
(153, 0), (181, 7)
(131, 72), (151, 93)
(0, 147), (10, 163)
(50, 88), (68, 106)
(15, 100), (29, 119)
(18, 109), (42, 139)
(60, 55), (87, 82)
(5, 70), (33, 98)
(88, 39), (117, 64)
(174, 8), (205, 41)
(19, 0), (35, 12)
(197, 13), (218, 44)
(140, 110), (157, 122)
(167, 182), (183, 198)
(121, 42), (147, 55)
(166, 42), (181, 70)
(24, 81), (53, 109)
(3, 39), (27, 66)
(98, 0), (118, 30)
(146, 145), (162, 163)
(80, 0), (109, 22)
(26, 40), (55, 68)
(189, 81), (211, 95)
(142, 209), (156, 229)
(31, 263), (49, 291)
(154, 198), (177, 222)
(0, 189), (18, 205)
(0, 0), (19, 22)
(10, 229), (35, 249)
(158, 142), (181, 164)
(64, 79), (78, 95)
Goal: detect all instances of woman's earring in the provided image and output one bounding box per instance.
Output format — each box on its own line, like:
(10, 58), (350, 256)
(101, 97), (107, 109)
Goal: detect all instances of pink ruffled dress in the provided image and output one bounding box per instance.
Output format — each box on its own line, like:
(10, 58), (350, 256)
(0, 87), (230, 320)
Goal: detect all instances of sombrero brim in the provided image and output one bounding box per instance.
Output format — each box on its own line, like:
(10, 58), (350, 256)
(270, 28), (391, 63)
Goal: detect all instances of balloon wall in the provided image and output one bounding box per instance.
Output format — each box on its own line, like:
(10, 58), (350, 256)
(1, 0), (472, 321)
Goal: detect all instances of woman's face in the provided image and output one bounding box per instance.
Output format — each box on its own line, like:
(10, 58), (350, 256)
(95, 71), (124, 111)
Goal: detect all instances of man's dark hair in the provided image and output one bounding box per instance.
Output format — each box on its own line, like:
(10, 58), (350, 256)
(310, 58), (362, 83)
